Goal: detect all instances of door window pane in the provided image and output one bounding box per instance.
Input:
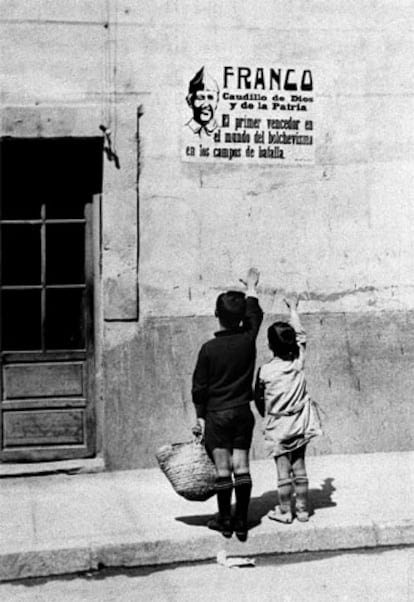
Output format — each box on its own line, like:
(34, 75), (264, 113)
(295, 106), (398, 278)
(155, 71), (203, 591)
(1, 290), (41, 350)
(1, 190), (43, 221)
(0, 141), (43, 220)
(0, 137), (100, 355)
(46, 224), (85, 284)
(45, 288), (85, 349)
(1, 225), (41, 285)
(45, 190), (89, 219)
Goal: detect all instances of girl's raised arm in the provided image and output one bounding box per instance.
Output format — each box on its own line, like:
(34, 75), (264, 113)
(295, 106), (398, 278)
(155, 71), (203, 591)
(284, 296), (306, 368)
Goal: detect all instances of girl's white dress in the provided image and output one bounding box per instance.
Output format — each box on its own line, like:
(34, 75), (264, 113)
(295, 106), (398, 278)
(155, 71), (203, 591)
(256, 310), (322, 457)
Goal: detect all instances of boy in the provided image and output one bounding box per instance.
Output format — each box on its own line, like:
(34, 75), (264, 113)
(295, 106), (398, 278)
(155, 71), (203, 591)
(192, 268), (263, 541)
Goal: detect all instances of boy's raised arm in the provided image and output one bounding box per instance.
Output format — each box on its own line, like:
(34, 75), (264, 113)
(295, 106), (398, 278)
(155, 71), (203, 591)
(244, 267), (260, 298)
(241, 268), (263, 338)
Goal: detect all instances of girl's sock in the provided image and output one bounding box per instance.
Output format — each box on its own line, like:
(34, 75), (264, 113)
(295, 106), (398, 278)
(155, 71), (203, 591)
(278, 477), (293, 514)
(294, 475), (309, 517)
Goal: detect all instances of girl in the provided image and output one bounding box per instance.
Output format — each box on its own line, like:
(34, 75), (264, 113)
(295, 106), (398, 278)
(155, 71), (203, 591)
(254, 296), (322, 523)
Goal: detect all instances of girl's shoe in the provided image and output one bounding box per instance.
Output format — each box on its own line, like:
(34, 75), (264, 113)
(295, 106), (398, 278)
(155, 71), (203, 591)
(295, 506), (310, 522)
(267, 505), (293, 524)
(207, 515), (233, 538)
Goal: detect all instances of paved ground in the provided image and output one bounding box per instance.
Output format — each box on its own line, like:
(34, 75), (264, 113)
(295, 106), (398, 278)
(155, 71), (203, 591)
(2, 547), (413, 601)
(0, 451), (413, 582)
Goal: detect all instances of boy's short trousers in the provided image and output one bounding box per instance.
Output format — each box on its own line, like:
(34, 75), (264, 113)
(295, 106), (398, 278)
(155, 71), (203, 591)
(204, 404), (255, 453)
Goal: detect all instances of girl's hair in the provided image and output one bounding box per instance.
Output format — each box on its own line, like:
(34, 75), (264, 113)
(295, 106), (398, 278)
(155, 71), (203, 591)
(267, 321), (299, 360)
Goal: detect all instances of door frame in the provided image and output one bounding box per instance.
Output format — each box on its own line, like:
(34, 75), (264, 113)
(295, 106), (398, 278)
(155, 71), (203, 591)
(0, 137), (103, 463)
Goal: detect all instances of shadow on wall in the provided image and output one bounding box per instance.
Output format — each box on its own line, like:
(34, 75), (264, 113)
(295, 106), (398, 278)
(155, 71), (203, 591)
(175, 477), (336, 531)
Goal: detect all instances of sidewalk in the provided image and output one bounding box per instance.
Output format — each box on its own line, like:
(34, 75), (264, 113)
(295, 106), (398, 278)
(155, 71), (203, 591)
(0, 451), (413, 582)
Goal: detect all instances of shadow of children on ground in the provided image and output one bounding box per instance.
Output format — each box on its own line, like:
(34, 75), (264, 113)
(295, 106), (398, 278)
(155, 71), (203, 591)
(175, 478), (336, 532)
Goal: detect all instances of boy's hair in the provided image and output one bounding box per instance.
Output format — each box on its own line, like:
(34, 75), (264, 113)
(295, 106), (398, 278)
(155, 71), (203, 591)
(215, 291), (246, 329)
(267, 321), (299, 360)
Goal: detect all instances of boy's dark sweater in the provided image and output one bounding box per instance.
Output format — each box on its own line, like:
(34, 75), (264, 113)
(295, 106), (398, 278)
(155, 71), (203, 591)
(192, 296), (263, 418)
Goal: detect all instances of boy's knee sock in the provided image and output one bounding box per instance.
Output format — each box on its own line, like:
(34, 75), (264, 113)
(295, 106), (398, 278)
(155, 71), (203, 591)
(278, 477), (293, 513)
(215, 476), (233, 520)
(294, 476), (309, 511)
(234, 473), (252, 523)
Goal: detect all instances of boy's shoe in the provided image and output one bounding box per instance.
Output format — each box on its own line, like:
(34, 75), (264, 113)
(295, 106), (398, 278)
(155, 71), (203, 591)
(233, 518), (248, 542)
(267, 505), (293, 524)
(207, 515), (233, 538)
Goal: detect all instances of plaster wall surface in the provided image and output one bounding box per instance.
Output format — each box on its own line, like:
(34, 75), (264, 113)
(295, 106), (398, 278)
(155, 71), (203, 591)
(1, 1), (413, 468)
(103, 311), (414, 469)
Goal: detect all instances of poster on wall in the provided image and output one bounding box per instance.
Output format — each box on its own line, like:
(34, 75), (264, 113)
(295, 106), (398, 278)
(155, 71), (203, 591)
(182, 65), (315, 164)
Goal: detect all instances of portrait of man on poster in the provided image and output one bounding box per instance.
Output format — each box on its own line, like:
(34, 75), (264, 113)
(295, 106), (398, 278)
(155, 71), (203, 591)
(186, 66), (219, 137)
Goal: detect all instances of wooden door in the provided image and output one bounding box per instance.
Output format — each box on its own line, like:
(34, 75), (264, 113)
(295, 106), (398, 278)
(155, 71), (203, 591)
(0, 137), (102, 462)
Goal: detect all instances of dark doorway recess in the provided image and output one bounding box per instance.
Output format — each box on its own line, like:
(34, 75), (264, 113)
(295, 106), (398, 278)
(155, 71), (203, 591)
(0, 137), (103, 462)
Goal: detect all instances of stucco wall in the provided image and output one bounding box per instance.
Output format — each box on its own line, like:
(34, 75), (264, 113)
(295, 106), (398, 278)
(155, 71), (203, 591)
(136, 0), (414, 318)
(103, 311), (414, 469)
(1, 1), (413, 468)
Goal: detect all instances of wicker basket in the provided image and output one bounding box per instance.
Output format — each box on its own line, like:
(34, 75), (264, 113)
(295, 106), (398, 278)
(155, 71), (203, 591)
(156, 436), (217, 501)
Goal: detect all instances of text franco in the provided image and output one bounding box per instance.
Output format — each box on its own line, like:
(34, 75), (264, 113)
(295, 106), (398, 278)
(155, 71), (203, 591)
(223, 67), (313, 92)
